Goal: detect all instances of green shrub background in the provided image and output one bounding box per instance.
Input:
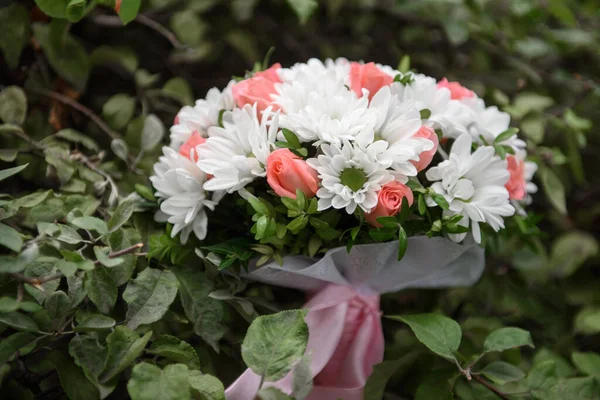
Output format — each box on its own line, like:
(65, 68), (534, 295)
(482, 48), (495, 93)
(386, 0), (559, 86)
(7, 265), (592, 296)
(0, 0), (599, 399)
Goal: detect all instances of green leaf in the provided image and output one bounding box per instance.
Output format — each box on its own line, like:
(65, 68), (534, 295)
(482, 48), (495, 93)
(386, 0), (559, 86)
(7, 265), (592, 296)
(85, 266), (118, 314)
(397, 225), (408, 261)
(108, 199), (136, 232)
(99, 327), (152, 383)
(483, 327), (534, 353)
(66, 0), (86, 22)
(0, 4), (31, 69)
(0, 163), (28, 182)
(388, 313), (461, 361)
(188, 371), (225, 400)
(55, 260), (78, 277)
(34, 0), (70, 18)
(0, 312), (39, 332)
(527, 360), (557, 391)
(102, 94), (136, 131)
(141, 114), (165, 151)
(549, 232), (598, 278)
(480, 361), (526, 385)
(0, 297), (19, 313)
(364, 352), (419, 400)
(118, 0), (141, 24)
(431, 193), (450, 210)
(68, 335), (114, 398)
(107, 229), (138, 286)
(45, 290), (71, 321)
(0, 86), (27, 125)
(564, 109), (592, 132)
(287, 215), (309, 233)
(11, 190), (51, 209)
(94, 246), (124, 267)
(291, 354), (312, 400)
(148, 335), (201, 370)
(494, 127), (519, 144)
(162, 77), (195, 106)
(74, 314), (116, 332)
(281, 128), (301, 149)
(242, 309), (309, 382)
(257, 387), (294, 400)
(248, 196), (271, 215)
(170, 11), (206, 46)
(0, 333), (36, 364)
(0, 149), (18, 162)
(420, 108), (431, 119)
(90, 45), (139, 74)
(50, 350), (100, 400)
(398, 55), (411, 74)
(0, 255), (27, 273)
(136, 184), (156, 201)
(574, 307), (600, 335)
(172, 267), (226, 352)
(0, 223), (23, 252)
(123, 268), (179, 329)
(32, 22), (89, 90)
(71, 216), (108, 235)
(127, 363), (190, 400)
(539, 166), (566, 214)
(571, 352), (600, 379)
(414, 369), (457, 400)
(285, 0), (318, 24)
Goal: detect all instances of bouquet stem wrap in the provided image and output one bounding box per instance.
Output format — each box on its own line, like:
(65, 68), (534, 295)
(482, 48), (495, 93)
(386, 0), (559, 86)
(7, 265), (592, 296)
(226, 237), (485, 399)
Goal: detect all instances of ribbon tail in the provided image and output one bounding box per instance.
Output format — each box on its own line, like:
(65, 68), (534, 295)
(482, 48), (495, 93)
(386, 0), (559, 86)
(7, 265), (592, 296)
(225, 298), (348, 399)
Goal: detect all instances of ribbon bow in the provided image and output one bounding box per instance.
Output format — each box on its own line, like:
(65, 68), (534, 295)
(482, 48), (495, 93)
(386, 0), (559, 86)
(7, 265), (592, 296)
(226, 237), (485, 399)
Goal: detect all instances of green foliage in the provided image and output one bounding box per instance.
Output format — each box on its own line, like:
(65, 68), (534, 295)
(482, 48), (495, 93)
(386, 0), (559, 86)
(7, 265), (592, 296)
(242, 310), (309, 382)
(1, 0), (599, 398)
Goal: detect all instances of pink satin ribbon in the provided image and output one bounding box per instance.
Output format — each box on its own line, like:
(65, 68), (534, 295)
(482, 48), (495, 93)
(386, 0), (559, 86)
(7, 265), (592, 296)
(225, 284), (384, 399)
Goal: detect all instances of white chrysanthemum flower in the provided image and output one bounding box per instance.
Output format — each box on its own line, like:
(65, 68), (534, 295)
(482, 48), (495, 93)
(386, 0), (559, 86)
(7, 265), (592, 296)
(278, 81), (377, 146)
(367, 87), (434, 177)
(278, 57), (350, 84)
(150, 147), (219, 244)
(393, 74), (472, 139)
(425, 134), (515, 243)
(464, 98), (526, 150)
(196, 104), (279, 193)
(169, 80), (235, 150)
(307, 141), (394, 214)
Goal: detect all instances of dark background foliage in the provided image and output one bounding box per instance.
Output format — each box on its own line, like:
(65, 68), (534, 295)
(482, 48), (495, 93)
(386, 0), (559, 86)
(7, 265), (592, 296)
(1, 0), (599, 399)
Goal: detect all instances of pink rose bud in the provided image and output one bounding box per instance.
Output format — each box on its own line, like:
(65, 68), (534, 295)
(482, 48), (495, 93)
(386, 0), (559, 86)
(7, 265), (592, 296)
(179, 131), (206, 163)
(349, 62), (393, 101)
(266, 148), (319, 199)
(411, 126), (439, 172)
(232, 63), (282, 114)
(365, 181), (414, 227)
(173, 114), (180, 125)
(437, 78), (475, 100)
(505, 155), (526, 200)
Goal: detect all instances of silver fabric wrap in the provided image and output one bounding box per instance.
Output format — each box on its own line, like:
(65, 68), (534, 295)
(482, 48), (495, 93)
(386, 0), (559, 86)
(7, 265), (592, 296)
(243, 236), (485, 295)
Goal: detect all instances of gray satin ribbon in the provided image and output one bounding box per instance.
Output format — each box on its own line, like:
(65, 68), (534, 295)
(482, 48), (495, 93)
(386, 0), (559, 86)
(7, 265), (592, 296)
(243, 236), (485, 295)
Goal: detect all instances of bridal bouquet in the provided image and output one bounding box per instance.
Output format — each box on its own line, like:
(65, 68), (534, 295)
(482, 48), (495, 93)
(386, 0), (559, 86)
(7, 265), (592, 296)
(150, 59), (537, 399)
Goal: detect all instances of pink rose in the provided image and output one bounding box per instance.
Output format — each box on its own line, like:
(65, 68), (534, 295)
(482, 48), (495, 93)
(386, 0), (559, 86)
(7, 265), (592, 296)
(267, 149), (319, 199)
(365, 181), (414, 227)
(411, 126), (439, 172)
(437, 78), (474, 100)
(232, 63), (282, 114)
(349, 62), (393, 101)
(179, 131), (206, 163)
(505, 155), (526, 200)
